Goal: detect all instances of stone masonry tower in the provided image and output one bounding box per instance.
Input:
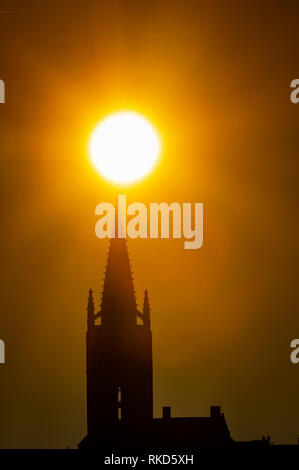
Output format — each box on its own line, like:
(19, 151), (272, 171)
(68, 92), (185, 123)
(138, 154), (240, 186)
(85, 237), (153, 438)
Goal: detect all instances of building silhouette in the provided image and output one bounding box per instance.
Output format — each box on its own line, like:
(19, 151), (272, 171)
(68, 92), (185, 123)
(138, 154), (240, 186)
(79, 236), (233, 448)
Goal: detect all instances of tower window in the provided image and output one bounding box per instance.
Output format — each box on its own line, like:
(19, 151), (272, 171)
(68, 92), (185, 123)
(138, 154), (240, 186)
(117, 386), (122, 420)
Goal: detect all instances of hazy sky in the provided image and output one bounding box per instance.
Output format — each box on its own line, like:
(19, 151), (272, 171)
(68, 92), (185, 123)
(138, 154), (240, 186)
(0, 0), (298, 447)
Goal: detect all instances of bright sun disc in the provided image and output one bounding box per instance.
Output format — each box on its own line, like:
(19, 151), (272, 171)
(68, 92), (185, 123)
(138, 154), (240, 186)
(89, 111), (161, 184)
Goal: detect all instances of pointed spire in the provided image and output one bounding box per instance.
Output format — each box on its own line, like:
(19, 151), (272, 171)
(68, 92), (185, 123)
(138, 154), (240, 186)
(100, 237), (138, 330)
(143, 289), (151, 330)
(87, 289), (95, 330)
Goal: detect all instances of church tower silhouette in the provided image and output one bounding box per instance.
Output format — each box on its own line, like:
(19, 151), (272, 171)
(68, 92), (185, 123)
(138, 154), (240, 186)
(86, 237), (153, 436)
(79, 231), (234, 449)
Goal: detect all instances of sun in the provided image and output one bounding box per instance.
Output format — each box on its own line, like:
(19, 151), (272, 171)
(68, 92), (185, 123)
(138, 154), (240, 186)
(89, 111), (161, 184)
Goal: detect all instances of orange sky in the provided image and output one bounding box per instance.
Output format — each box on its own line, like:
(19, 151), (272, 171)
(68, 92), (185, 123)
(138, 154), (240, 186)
(0, 0), (298, 448)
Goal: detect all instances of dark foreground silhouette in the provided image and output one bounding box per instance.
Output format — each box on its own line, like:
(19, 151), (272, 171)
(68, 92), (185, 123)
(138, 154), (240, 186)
(78, 237), (297, 453)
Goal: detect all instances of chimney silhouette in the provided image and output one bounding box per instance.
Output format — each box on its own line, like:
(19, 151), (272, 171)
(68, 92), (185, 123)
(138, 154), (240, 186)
(163, 406), (171, 419)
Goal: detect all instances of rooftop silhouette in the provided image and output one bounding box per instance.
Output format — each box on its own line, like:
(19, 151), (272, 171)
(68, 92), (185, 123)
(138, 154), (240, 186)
(79, 236), (235, 449)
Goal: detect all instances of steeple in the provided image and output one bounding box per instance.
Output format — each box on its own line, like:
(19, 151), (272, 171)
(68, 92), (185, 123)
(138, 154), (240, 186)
(100, 237), (138, 331)
(84, 219), (154, 437)
(143, 289), (151, 329)
(87, 289), (95, 330)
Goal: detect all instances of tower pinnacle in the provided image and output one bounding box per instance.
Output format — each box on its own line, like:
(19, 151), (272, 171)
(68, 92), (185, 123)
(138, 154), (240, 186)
(143, 289), (151, 329)
(87, 289), (95, 329)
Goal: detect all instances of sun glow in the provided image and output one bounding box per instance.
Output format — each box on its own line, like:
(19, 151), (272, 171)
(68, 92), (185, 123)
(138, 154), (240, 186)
(89, 111), (161, 184)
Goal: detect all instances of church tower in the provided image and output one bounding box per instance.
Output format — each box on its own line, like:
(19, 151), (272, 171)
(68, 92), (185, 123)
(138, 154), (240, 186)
(85, 237), (153, 437)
